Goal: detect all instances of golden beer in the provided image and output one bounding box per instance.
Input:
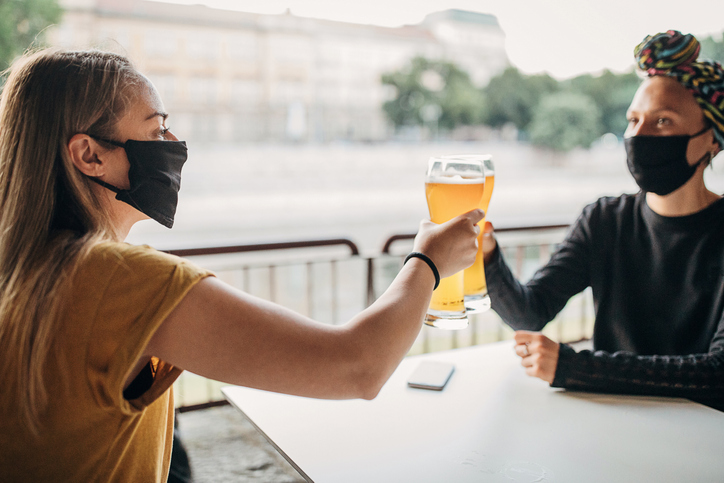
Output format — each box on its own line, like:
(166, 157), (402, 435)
(464, 174), (495, 296)
(425, 178), (485, 315)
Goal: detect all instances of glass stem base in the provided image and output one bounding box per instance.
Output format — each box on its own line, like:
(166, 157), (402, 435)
(425, 310), (469, 330)
(464, 293), (491, 314)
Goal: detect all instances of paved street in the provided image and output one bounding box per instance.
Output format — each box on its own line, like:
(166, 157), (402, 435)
(178, 405), (304, 483)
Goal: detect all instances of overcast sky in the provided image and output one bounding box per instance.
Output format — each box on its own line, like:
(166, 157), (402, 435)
(158, 0), (724, 79)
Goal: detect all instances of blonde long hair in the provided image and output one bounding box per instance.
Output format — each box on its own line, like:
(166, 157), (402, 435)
(0, 49), (143, 434)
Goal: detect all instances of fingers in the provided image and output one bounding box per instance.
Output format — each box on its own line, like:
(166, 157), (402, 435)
(451, 209), (484, 241)
(481, 221), (497, 263)
(417, 219), (435, 232)
(512, 331), (560, 385)
(513, 330), (537, 345)
(513, 332), (553, 356)
(463, 208), (485, 225)
(525, 366), (543, 379)
(514, 331), (557, 353)
(412, 209), (484, 279)
(514, 343), (530, 358)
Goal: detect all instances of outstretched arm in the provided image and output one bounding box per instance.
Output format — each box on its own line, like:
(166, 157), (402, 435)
(483, 217), (591, 331)
(144, 209), (484, 401)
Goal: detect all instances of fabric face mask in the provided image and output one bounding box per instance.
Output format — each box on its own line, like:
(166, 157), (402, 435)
(624, 127), (712, 196)
(88, 137), (188, 228)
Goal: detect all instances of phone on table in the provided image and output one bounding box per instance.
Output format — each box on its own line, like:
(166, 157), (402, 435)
(407, 360), (455, 391)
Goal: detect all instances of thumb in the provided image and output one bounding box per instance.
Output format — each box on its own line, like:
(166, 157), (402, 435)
(463, 208), (485, 225)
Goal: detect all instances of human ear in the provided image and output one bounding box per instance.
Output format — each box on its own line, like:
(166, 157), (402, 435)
(704, 125), (721, 156)
(708, 137), (721, 159)
(67, 134), (104, 177)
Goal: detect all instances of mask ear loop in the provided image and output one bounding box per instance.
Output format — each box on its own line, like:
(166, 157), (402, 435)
(705, 150), (717, 170)
(87, 135), (126, 149)
(690, 126), (717, 169)
(87, 176), (122, 193)
(84, 134), (126, 193)
(690, 126), (712, 139)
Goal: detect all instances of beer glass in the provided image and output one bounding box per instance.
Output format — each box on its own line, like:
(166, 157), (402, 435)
(424, 157), (485, 330)
(443, 155), (495, 313)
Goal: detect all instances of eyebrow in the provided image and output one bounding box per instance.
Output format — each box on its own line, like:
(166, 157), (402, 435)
(626, 107), (682, 116)
(146, 111), (169, 121)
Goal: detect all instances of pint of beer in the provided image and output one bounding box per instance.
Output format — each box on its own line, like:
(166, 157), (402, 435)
(442, 155), (495, 313)
(424, 157), (485, 330)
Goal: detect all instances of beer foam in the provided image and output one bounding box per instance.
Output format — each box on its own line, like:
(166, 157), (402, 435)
(425, 175), (484, 185)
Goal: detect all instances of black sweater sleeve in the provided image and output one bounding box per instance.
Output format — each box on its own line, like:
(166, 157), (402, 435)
(552, 344), (724, 407)
(486, 209), (593, 331)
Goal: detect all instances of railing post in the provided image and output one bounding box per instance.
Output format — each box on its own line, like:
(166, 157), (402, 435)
(269, 265), (276, 303)
(472, 315), (478, 346)
(366, 258), (375, 307)
(243, 266), (250, 293)
(306, 261), (314, 318)
(331, 260), (338, 324)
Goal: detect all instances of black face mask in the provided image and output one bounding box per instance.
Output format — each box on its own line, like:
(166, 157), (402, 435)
(624, 127), (712, 196)
(89, 137), (188, 228)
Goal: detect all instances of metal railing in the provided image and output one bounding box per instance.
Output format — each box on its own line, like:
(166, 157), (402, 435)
(169, 222), (594, 411)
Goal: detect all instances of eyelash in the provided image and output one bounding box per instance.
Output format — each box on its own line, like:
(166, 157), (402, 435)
(160, 127), (170, 136)
(626, 118), (671, 126)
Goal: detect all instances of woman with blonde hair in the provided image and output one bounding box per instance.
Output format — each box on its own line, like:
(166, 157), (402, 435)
(0, 49), (483, 481)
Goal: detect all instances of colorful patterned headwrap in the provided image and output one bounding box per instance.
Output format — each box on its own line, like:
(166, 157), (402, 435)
(635, 30), (724, 148)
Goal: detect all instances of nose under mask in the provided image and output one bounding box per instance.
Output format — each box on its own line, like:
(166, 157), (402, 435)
(624, 127), (712, 196)
(87, 136), (188, 228)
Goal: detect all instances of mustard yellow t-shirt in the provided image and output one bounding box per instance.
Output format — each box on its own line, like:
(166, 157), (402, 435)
(0, 241), (213, 482)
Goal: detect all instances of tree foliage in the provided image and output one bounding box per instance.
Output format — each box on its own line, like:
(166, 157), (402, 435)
(481, 67), (558, 131)
(699, 33), (724, 63)
(481, 65), (641, 148)
(529, 92), (602, 151)
(379, 29), (724, 151)
(565, 70), (640, 137)
(0, 0), (62, 73)
(381, 57), (484, 130)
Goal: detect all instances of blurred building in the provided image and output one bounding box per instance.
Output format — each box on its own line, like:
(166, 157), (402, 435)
(51, 0), (509, 143)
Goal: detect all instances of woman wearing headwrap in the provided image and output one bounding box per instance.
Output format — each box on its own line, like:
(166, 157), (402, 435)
(483, 30), (724, 408)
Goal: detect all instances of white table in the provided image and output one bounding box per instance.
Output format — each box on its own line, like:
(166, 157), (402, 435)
(223, 341), (724, 482)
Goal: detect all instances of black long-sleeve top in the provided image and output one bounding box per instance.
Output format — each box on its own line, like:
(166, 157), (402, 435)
(486, 192), (724, 406)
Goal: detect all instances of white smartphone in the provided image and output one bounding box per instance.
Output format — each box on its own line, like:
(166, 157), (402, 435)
(407, 360), (455, 391)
